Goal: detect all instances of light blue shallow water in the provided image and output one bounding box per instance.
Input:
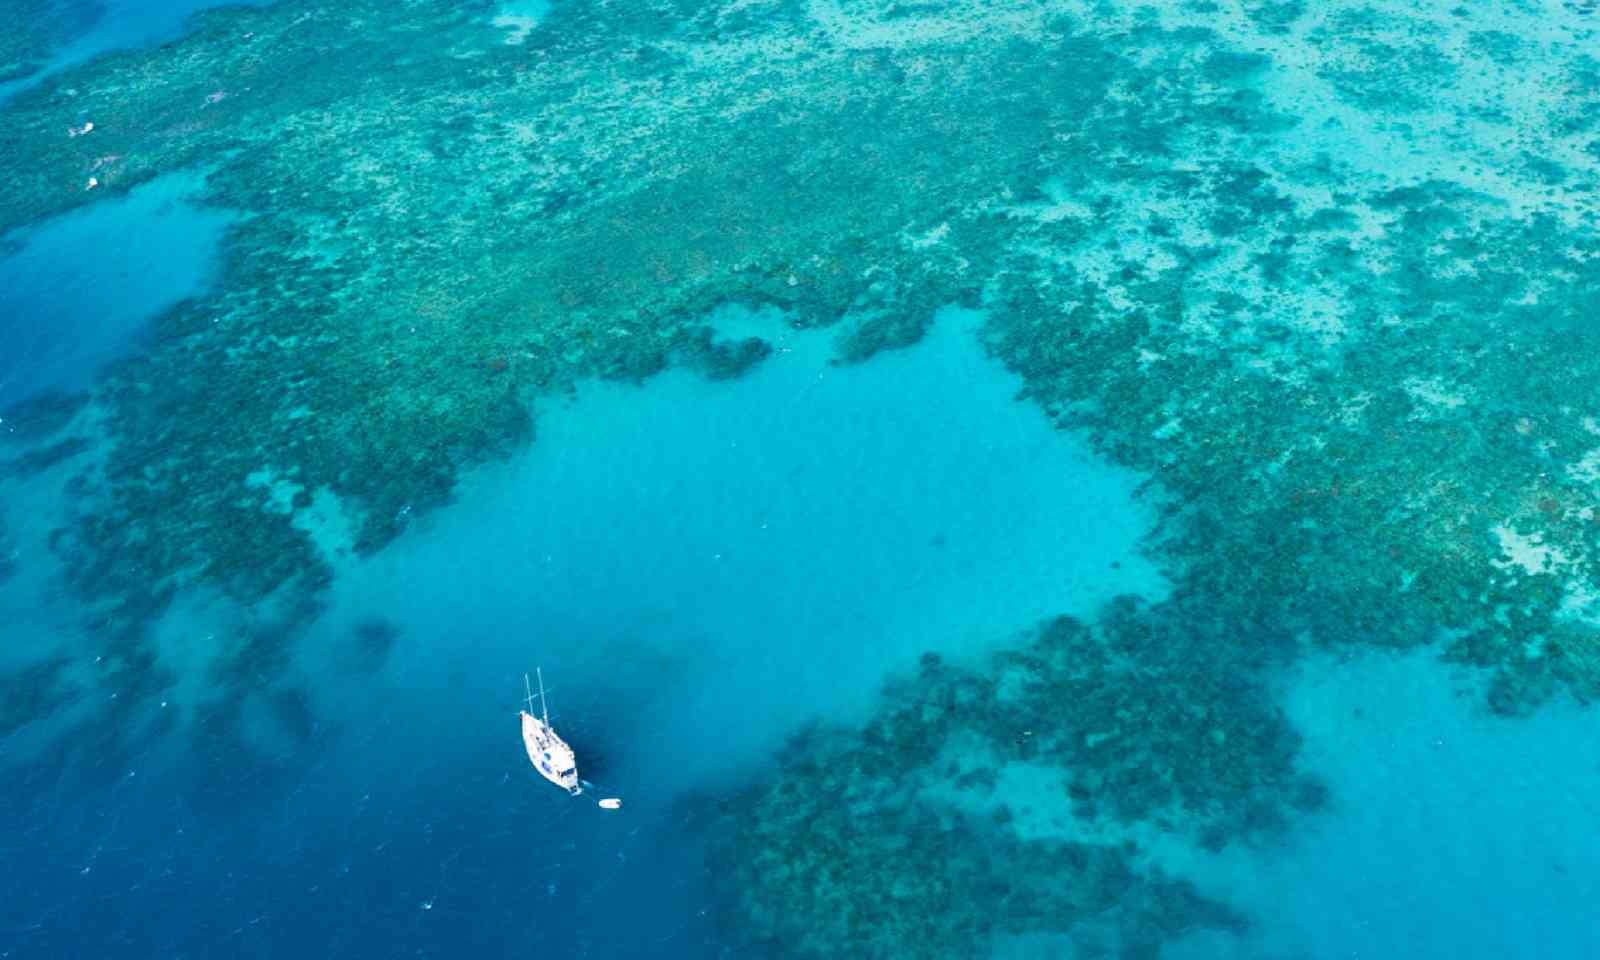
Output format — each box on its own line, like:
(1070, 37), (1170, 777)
(1168, 649), (1600, 959)
(321, 305), (1164, 782)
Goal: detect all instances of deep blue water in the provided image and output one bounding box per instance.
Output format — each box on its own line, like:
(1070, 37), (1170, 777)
(4, 3), (1600, 959)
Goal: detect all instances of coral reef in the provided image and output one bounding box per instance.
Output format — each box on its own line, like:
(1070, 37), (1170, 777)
(711, 599), (1303, 957)
(1, 0), (1599, 951)
(0, 434), (89, 479)
(0, 388), (87, 443)
(0, 0), (1584, 691)
(0, 516), (15, 587)
(677, 327), (775, 381)
(348, 616), (400, 672)
(0, 0), (101, 84)
(0, 0), (1585, 709)
(0, 655), (73, 738)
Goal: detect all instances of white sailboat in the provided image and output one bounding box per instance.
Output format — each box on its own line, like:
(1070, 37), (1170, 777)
(521, 669), (583, 797)
(519, 670), (623, 810)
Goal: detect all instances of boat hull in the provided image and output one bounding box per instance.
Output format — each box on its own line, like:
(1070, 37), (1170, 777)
(521, 710), (583, 796)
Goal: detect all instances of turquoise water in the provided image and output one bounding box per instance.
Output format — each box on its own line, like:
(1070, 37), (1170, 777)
(1169, 651), (1600, 960)
(0, 297), (1162, 953)
(0, 0), (271, 101)
(3, 1), (1600, 957)
(0, 168), (232, 403)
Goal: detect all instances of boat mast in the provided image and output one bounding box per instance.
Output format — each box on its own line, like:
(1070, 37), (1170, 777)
(537, 667), (551, 726)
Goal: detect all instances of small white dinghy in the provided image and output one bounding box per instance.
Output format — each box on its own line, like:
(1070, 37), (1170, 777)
(520, 670), (622, 811)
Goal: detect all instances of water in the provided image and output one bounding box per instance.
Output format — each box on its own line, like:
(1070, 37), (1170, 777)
(1168, 649), (1600, 959)
(3, 1), (1598, 958)
(491, 0), (550, 45)
(0, 302), (1163, 954)
(0, 0), (272, 102)
(0, 168), (233, 404)
(307, 305), (1162, 780)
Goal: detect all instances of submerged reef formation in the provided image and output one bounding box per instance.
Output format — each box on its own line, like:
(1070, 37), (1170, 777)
(0, 387), (87, 441)
(0, 0), (1586, 706)
(712, 599), (1311, 957)
(0, 516), (15, 587)
(1, 0), (1599, 952)
(0, 0), (1591, 670)
(0, 0), (101, 84)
